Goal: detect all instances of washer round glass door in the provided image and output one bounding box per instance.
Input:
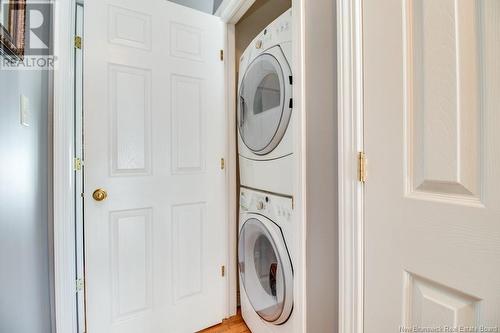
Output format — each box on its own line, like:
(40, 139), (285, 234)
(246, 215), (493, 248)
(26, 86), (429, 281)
(238, 217), (293, 324)
(238, 48), (292, 155)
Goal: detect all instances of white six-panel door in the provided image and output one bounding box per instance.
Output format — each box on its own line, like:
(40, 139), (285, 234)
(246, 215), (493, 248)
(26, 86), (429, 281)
(363, 0), (500, 331)
(84, 1), (226, 332)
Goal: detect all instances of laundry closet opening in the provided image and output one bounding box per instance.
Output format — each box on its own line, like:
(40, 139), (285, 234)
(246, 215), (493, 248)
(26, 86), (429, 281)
(233, 1), (298, 333)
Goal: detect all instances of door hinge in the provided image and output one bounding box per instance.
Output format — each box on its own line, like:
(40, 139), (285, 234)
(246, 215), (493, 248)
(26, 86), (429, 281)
(220, 158), (225, 170)
(74, 157), (82, 171)
(221, 265), (225, 277)
(76, 278), (85, 292)
(74, 36), (82, 49)
(358, 152), (367, 183)
(220, 49), (224, 61)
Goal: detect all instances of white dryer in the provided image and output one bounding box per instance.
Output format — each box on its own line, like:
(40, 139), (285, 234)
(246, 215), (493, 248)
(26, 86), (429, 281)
(238, 9), (294, 196)
(238, 187), (295, 333)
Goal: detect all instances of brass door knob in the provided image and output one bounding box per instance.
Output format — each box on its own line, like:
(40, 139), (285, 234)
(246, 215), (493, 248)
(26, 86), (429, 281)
(92, 188), (107, 202)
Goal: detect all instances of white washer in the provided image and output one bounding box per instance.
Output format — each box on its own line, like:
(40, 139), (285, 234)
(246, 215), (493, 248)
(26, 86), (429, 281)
(238, 9), (294, 196)
(238, 187), (295, 333)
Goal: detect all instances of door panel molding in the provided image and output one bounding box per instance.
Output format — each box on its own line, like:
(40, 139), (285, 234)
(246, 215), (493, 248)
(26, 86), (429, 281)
(110, 208), (153, 321)
(402, 0), (483, 207)
(402, 271), (481, 326)
(109, 63), (152, 176)
(108, 5), (152, 50)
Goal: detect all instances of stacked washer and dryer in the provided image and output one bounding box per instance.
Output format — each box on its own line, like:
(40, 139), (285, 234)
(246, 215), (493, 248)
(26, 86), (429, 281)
(237, 9), (296, 333)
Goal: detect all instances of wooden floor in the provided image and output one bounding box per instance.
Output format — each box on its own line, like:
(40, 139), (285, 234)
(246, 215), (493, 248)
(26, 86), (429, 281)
(198, 309), (251, 333)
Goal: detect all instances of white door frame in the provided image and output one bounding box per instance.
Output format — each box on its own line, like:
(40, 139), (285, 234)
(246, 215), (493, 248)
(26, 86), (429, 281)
(219, 0), (258, 317)
(218, 0), (256, 24)
(222, 20), (238, 317)
(52, 0), (79, 332)
(337, 0), (364, 332)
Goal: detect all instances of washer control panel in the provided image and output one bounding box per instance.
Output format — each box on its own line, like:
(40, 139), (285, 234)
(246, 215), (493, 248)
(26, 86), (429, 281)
(240, 188), (293, 223)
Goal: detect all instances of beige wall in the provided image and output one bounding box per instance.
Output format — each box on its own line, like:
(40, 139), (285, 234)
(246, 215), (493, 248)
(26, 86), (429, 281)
(303, 0), (338, 331)
(235, 0), (291, 72)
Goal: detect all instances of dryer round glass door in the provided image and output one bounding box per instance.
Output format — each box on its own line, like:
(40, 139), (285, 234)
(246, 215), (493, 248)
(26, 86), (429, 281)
(238, 218), (293, 324)
(238, 48), (292, 155)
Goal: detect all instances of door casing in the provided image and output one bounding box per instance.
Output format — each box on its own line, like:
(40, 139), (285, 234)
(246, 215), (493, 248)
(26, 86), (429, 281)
(337, 0), (364, 332)
(52, 0), (79, 332)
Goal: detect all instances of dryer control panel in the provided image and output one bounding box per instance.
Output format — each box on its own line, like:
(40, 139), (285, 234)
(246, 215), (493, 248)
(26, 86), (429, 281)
(239, 8), (292, 72)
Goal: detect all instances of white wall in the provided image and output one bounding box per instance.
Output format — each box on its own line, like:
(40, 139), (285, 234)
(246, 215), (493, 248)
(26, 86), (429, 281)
(168, 0), (215, 14)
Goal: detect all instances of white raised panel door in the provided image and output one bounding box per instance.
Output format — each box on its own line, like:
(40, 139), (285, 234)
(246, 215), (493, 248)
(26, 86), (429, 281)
(363, 0), (500, 331)
(84, 1), (226, 332)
